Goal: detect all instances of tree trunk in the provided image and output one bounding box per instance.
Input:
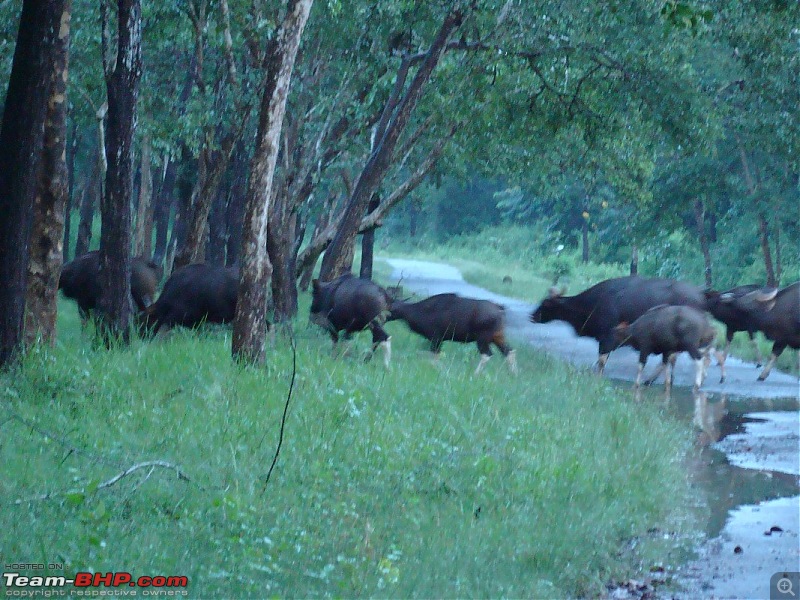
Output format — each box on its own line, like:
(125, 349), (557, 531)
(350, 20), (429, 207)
(152, 157), (176, 265)
(173, 143), (234, 270)
(24, 0), (72, 347)
(63, 118), (78, 261)
(774, 221), (781, 286)
(0, 0), (67, 366)
(133, 130), (152, 257)
(359, 195), (380, 280)
(166, 167), (193, 274)
(232, 0), (313, 364)
(693, 199), (712, 287)
(75, 159), (99, 257)
(225, 142), (248, 266)
(581, 219), (589, 264)
(319, 10), (463, 281)
(630, 245), (638, 276)
(98, 0), (142, 343)
(268, 196), (299, 322)
(206, 181), (229, 265)
(757, 211), (776, 288)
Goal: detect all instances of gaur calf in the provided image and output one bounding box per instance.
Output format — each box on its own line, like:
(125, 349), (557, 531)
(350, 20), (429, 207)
(140, 263), (239, 335)
(310, 274), (392, 367)
(614, 305), (716, 389)
(59, 251), (161, 321)
(388, 293), (517, 374)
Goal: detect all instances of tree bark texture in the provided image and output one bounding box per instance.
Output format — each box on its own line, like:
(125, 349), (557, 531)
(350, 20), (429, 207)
(757, 211), (776, 288)
(0, 0), (67, 366)
(693, 198), (712, 287)
(232, 0), (313, 364)
(267, 195), (299, 322)
(359, 195), (380, 280)
(75, 158), (99, 257)
(133, 130), (152, 257)
(63, 119), (78, 260)
(206, 182), (229, 265)
(152, 157), (176, 265)
(98, 0), (142, 342)
(24, 0), (72, 347)
(318, 9), (463, 281)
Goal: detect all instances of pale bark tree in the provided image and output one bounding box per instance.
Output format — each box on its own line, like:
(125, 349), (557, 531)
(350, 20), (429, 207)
(133, 130), (153, 257)
(0, 0), (68, 366)
(232, 0), (314, 364)
(97, 0), (142, 342)
(24, 0), (73, 347)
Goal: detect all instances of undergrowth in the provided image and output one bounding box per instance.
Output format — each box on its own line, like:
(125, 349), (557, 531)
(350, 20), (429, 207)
(0, 297), (697, 598)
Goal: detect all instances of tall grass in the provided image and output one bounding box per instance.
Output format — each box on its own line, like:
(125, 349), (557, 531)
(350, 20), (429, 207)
(1, 297), (697, 598)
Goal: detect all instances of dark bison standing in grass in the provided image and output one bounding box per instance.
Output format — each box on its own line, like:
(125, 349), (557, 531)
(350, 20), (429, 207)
(310, 274), (392, 367)
(530, 276), (706, 373)
(59, 251), (161, 320)
(140, 263), (239, 335)
(614, 305), (717, 389)
(388, 293), (517, 374)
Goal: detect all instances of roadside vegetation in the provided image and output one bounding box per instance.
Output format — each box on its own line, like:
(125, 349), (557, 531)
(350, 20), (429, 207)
(1, 296), (697, 598)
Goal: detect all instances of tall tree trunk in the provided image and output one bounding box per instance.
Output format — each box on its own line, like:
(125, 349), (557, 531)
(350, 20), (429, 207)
(173, 143), (234, 270)
(206, 181), (229, 265)
(24, 0), (72, 347)
(0, 0), (67, 366)
(152, 157), (176, 265)
(98, 0), (142, 342)
(693, 198), (712, 287)
(232, 0), (313, 364)
(268, 195), (299, 322)
(774, 221), (781, 286)
(359, 195), (380, 280)
(319, 10), (464, 281)
(133, 130), (152, 256)
(581, 219), (589, 264)
(63, 118), (78, 261)
(75, 160), (99, 257)
(757, 211), (776, 288)
(225, 142), (248, 266)
(630, 245), (638, 276)
(166, 166), (193, 274)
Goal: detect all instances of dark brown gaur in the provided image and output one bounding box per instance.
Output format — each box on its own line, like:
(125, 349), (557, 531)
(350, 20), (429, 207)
(388, 293), (517, 375)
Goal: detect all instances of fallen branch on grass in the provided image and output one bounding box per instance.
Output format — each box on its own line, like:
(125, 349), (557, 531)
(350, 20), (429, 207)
(13, 460), (193, 505)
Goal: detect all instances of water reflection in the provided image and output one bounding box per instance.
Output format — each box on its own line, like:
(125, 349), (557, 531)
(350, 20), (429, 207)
(616, 382), (800, 537)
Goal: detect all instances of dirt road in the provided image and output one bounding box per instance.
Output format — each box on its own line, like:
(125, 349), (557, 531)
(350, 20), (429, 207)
(384, 257), (800, 599)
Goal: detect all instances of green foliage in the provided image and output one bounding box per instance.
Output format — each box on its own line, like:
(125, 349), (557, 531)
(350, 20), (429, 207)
(1, 296), (696, 597)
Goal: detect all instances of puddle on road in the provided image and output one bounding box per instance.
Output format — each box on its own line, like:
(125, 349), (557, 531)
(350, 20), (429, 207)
(614, 383), (800, 538)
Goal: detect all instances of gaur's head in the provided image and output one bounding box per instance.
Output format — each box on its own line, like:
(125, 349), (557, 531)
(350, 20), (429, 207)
(529, 286), (566, 323)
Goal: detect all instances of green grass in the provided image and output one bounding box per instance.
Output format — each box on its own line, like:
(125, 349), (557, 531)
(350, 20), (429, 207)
(1, 294), (698, 598)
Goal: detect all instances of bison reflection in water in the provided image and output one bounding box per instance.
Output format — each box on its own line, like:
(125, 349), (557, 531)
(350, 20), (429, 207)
(614, 305), (716, 390)
(309, 274), (392, 368)
(388, 293), (517, 375)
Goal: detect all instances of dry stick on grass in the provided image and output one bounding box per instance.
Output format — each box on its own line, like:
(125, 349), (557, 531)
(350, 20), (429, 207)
(262, 328), (297, 491)
(14, 460), (193, 505)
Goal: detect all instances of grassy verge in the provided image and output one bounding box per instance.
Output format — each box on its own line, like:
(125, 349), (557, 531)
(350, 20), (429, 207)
(1, 296), (697, 598)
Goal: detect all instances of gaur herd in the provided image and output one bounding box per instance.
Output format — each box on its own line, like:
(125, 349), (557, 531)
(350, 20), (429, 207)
(58, 251), (799, 386)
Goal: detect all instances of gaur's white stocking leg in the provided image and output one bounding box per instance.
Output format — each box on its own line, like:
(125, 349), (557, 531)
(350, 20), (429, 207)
(644, 360), (667, 386)
(693, 358), (705, 389)
(749, 334), (763, 368)
(758, 353), (777, 381)
(597, 353), (609, 375)
(474, 354), (491, 375)
(505, 350), (518, 374)
(634, 362), (645, 388)
(378, 337), (391, 368)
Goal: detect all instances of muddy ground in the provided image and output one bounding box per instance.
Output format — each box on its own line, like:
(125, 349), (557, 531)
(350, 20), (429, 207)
(383, 257), (800, 600)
